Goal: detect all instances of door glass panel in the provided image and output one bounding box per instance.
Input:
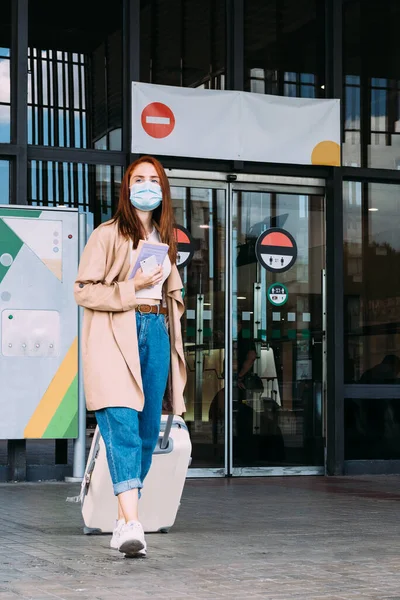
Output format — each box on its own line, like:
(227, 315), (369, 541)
(232, 189), (325, 468)
(171, 185), (226, 468)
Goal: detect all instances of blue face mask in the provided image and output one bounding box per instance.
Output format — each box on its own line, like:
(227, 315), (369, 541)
(130, 181), (162, 212)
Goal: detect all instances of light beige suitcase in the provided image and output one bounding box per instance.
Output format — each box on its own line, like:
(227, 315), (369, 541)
(81, 415), (191, 534)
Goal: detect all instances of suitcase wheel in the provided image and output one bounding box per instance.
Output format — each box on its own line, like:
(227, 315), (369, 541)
(83, 526), (103, 535)
(159, 527), (170, 534)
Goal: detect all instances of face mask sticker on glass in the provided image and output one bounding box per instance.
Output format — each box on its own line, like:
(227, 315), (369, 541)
(130, 181), (163, 212)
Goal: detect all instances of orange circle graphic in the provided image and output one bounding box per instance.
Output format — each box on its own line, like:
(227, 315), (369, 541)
(311, 141), (341, 166)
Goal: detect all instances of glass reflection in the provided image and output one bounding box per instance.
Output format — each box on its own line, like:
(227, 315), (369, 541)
(233, 190), (325, 467)
(0, 1), (11, 143)
(343, 0), (400, 169)
(244, 0), (325, 99)
(0, 58), (10, 103)
(345, 397), (400, 460)
(0, 161), (9, 204)
(28, 0), (122, 149)
(171, 185), (226, 468)
(140, 0), (226, 89)
(28, 160), (122, 227)
(344, 182), (400, 383)
(28, 50), (87, 147)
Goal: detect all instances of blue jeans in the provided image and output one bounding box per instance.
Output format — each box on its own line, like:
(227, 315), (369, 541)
(95, 312), (170, 496)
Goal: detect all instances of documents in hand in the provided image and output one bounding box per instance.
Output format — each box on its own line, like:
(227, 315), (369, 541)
(129, 239), (169, 280)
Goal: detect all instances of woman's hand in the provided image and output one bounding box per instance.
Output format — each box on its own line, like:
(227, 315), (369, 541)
(133, 265), (163, 291)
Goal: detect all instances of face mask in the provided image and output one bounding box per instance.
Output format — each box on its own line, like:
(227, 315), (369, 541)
(129, 181), (162, 211)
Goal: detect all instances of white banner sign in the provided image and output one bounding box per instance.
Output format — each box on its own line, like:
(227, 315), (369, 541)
(132, 82), (340, 166)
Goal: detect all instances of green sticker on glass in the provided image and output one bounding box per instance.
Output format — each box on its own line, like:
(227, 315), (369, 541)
(268, 283), (288, 307)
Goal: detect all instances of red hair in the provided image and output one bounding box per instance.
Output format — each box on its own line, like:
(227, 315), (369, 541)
(112, 156), (177, 263)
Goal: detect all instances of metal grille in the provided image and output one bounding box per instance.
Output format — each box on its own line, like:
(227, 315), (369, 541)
(28, 160), (122, 226)
(27, 38), (122, 149)
(28, 49), (88, 148)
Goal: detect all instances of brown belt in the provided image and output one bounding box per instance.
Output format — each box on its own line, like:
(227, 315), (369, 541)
(135, 304), (168, 315)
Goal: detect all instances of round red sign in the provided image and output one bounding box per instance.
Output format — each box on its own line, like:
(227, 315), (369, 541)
(173, 225), (194, 269)
(141, 102), (175, 139)
(255, 228), (298, 273)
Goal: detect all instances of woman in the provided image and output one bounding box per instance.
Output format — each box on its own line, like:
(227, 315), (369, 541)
(74, 156), (186, 558)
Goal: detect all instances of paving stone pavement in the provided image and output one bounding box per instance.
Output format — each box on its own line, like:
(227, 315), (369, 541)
(0, 476), (399, 600)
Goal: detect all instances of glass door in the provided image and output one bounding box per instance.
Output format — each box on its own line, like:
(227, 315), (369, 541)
(170, 179), (227, 475)
(170, 173), (326, 476)
(230, 183), (326, 474)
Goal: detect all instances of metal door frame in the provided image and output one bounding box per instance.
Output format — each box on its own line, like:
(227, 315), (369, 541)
(169, 176), (228, 478)
(169, 171), (327, 478)
(229, 180), (326, 477)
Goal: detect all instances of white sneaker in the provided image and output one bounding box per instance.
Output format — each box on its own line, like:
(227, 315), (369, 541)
(118, 520), (147, 557)
(110, 519), (125, 550)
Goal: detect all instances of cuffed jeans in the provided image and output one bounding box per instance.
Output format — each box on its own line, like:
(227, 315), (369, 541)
(95, 311), (170, 496)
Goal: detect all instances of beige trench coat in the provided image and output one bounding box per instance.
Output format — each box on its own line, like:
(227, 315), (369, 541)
(74, 220), (186, 415)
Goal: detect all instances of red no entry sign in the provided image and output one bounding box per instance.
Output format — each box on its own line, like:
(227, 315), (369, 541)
(141, 102), (175, 139)
(255, 228), (297, 273)
(174, 225), (194, 269)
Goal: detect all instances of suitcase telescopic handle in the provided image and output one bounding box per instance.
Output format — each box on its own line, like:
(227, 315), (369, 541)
(160, 414), (174, 450)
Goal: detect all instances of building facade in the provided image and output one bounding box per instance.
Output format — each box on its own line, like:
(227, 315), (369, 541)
(1, 0), (400, 480)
